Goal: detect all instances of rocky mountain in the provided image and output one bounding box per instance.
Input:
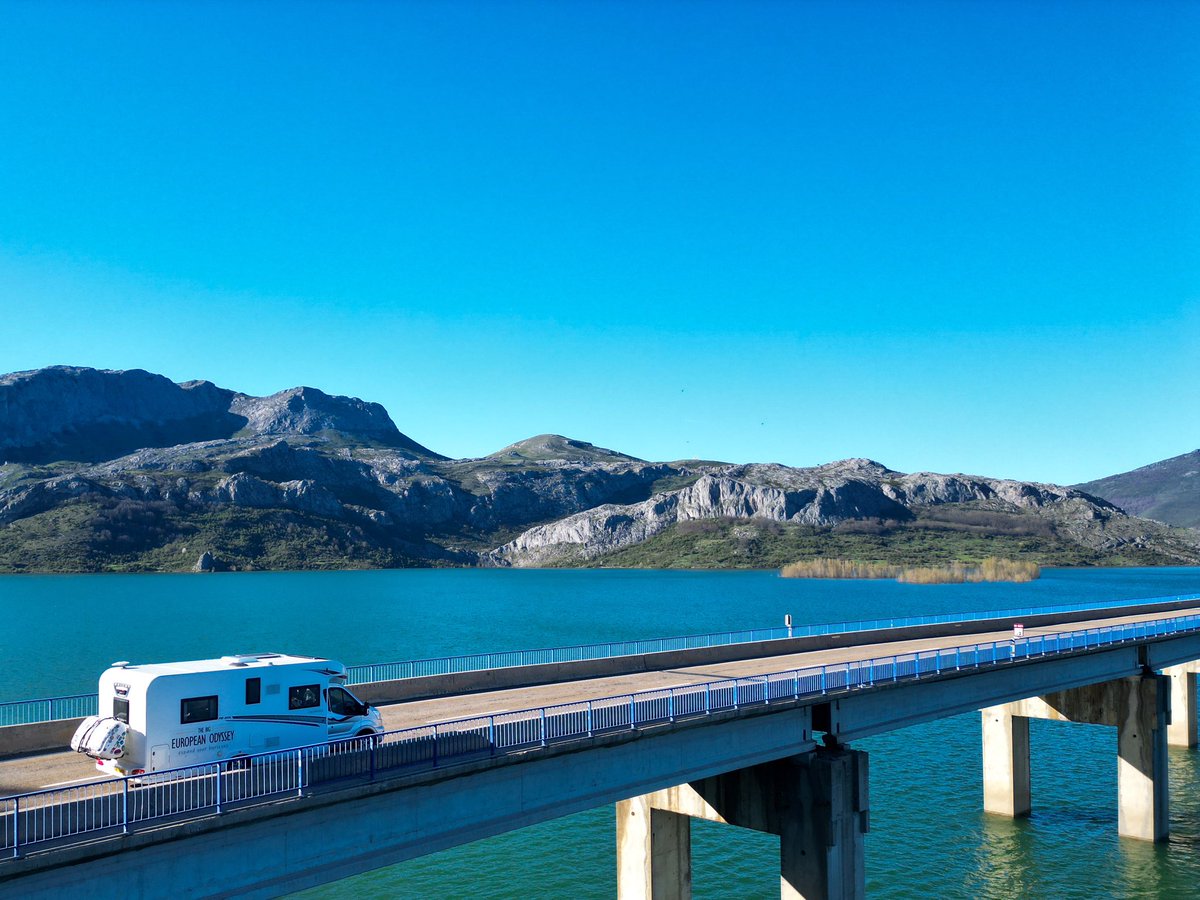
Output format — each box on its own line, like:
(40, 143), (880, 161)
(0, 366), (437, 464)
(0, 366), (1196, 573)
(0, 367), (238, 464)
(1076, 450), (1200, 530)
(487, 460), (1190, 567)
(229, 386), (439, 456)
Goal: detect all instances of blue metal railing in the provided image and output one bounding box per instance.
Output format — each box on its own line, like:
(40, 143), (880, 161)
(341, 591), (1200, 685)
(0, 694), (98, 728)
(3, 592), (1198, 728)
(4, 608), (1200, 860)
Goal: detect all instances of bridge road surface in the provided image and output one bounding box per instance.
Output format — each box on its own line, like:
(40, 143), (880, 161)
(2, 604), (1198, 798)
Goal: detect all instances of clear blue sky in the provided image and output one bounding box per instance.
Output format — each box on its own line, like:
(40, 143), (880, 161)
(0, 1), (1196, 484)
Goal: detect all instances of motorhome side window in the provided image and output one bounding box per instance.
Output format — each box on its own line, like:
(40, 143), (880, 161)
(289, 684), (321, 710)
(181, 695), (218, 724)
(246, 677), (261, 705)
(327, 687), (358, 716)
(113, 697), (130, 724)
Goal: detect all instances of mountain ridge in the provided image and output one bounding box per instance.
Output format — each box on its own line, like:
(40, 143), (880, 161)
(0, 366), (441, 464)
(0, 366), (1196, 573)
(1076, 450), (1200, 529)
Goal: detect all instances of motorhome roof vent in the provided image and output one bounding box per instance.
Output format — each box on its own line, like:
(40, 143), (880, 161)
(111, 661), (131, 668)
(221, 655), (260, 667)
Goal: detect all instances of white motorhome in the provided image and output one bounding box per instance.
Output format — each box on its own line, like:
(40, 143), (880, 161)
(70, 652), (383, 776)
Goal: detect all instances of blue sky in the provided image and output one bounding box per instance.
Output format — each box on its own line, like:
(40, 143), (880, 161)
(0, 1), (1196, 484)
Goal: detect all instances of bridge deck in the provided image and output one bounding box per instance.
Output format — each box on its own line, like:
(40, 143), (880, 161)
(2, 603), (1196, 799)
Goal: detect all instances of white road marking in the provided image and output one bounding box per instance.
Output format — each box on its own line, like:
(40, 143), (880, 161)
(42, 774), (108, 788)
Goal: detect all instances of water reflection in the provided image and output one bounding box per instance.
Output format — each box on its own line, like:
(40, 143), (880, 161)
(970, 813), (1039, 899)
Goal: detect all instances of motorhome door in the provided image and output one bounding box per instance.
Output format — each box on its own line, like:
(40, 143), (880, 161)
(326, 687), (360, 736)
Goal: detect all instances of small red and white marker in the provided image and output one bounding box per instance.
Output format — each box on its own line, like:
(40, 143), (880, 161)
(1013, 623), (1025, 638)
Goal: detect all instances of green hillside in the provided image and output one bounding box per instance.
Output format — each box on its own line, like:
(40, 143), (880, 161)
(1077, 450), (1200, 529)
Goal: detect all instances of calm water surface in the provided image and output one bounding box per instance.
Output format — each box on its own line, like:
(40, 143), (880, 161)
(2, 567), (1199, 898)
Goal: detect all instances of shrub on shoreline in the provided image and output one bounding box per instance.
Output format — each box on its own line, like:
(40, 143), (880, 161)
(780, 558), (901, 579)
(781, 556), (1040, 584)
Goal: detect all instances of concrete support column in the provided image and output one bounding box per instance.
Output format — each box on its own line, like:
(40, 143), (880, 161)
(616, 747), (869, 900)
(1164, 664), (1198, 748)
(980, 708), (1031, 818)
(1116, 674), (1170, 842)
(616, 796), (692, 900)
(985, 672), (1170, 842)
(782, 747), (870, 900)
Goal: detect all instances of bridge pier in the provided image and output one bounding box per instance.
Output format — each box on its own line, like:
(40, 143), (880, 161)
(981, 708), (1031, 818)
(1163, 662), (1199, 748)
(616, 745), (869, 900)
(980, 672), (1170, 841)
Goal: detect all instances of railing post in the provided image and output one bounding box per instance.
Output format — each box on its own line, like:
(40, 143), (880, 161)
(433, 724), (439, 765)
(370, 734), (377, 780)
(892, 656), (898, 682)
(586, 702), (593, 737)
(793, 670), (800, 699)
(705, 682), (711, 714)
(845, 661), (852, 687)
(955, 647), (961, 670)
(668, 688), (675, 721)
(489, 715), (497, 753)
(12, 795), (19, 859)
(629, 695), (636, 729)
(733, 680), (739, 708)
(820, 665), (827, 693)
(540, 708), (547, 747)
(48, 698), (55, 721)
(215, 761), (223, 814)
(122, 777), (129, 833)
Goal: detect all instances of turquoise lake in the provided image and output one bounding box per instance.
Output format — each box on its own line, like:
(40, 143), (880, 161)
(3, 567), (1200, 898)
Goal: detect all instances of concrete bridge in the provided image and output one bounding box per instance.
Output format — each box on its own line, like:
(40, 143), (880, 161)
(2, 596), (1200, 899)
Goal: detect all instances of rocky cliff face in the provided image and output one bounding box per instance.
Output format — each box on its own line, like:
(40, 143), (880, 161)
(486, 463), (1160, 567)
(230, 386), (440, 456)
(0, 365), (1196, 572)
(0, 367), (239, 463)
(0, 367), (435, 463)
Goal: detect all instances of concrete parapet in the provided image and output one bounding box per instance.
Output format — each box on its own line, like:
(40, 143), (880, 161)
(0, 718), (83, 758)
(353, 598), (1200, 706)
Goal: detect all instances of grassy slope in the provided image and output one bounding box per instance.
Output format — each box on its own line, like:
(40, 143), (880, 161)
(0, 499), (419, 573)
(0, 497), (1186, 574)
(584, 518), (1175, 569)
(1077, 450), (1200, 528)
